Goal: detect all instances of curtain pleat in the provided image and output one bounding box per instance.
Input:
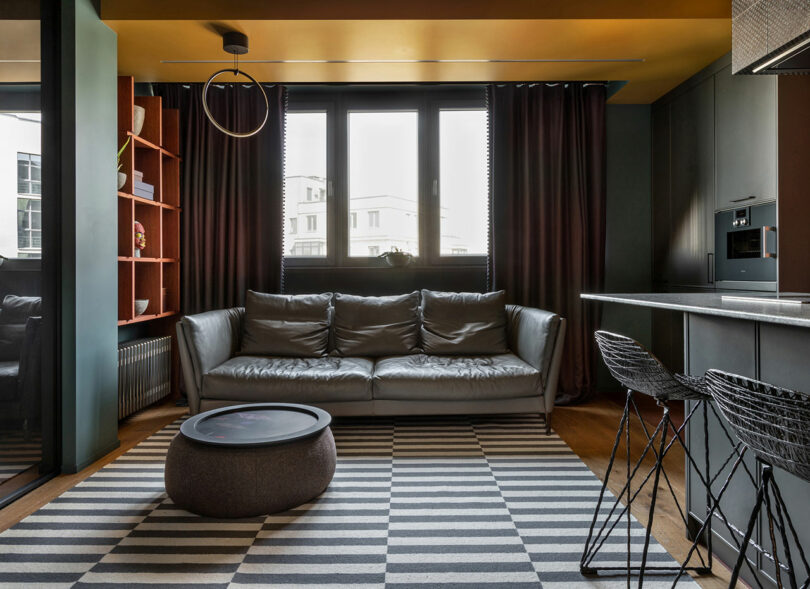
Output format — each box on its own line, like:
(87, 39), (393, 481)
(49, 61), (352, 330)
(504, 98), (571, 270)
(489, 83), (607, 404)
(154, 83), (286, 314)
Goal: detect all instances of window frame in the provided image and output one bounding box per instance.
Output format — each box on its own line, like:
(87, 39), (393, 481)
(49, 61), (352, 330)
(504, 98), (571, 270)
(284, 86), (488, 268)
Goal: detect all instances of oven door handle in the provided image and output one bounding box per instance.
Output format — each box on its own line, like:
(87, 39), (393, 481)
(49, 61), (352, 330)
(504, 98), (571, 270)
(762, 226), (777, 259)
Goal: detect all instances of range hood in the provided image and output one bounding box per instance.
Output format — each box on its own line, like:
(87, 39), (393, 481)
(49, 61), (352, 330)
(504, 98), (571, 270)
(733, 1), (810, 75)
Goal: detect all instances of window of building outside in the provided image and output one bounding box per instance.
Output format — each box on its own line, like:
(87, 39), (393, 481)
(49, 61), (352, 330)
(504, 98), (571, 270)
(283, 88), (488, 266)
(283, 111), (327, 257)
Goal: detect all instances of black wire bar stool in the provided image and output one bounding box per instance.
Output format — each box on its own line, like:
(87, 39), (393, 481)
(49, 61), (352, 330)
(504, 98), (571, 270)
(581, 331), (728, 587)
(700, 370), (810, 589)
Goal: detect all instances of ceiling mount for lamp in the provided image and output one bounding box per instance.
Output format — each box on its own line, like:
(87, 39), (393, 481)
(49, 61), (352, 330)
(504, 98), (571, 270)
(202, 31), (269, 138)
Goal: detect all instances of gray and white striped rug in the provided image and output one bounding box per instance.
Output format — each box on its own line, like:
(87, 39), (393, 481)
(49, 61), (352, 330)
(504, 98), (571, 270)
(0, 415), (699, 588)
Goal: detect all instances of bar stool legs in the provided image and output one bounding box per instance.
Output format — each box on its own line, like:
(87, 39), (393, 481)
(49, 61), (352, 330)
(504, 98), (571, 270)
(580, 389), (712, 585)
(726, 462), (810, 589)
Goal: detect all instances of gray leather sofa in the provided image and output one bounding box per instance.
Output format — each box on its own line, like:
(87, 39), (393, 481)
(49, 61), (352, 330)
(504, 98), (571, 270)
(0, 295), (42, 435)
(177, 290), (566, 433)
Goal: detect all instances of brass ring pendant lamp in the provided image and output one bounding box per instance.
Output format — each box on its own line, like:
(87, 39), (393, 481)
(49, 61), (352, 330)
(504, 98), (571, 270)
(202, 32), (269, 138)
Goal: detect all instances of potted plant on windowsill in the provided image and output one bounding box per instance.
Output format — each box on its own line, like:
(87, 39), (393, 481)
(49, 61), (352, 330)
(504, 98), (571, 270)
(379, 246), (413, 267)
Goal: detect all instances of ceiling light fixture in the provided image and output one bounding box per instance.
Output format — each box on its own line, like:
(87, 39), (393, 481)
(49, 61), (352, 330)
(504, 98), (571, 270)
(202, 32), (269, 138)
(166, 58), (644, 65)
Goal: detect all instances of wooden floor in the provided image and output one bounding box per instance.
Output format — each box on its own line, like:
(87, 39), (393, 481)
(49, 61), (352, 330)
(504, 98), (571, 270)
(0, 396), (743, 588)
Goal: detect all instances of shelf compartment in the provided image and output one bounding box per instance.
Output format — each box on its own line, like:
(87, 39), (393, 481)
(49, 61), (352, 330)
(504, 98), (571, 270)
(162, 261), (180, 315)
(117, 196), (134, 258)
(133, 146), (161, 203)
(133, 201), (161, 259)
(162, 208), (180, 260)
(133, 95), (163, 147)
(118, 260), (134, 322)
(161, 154), (180, 207)
(134, 261), (162, 318)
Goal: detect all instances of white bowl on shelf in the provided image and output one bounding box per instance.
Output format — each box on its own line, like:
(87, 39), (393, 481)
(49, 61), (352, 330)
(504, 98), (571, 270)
(134, 299), (149, 316)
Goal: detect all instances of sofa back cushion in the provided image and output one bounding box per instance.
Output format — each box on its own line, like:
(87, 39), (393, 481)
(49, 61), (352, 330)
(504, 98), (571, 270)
(420, 290), (508, 355)
(0, 295), (42, 361)
(333, 292), (420, 357)
(241, 291), (332, 357)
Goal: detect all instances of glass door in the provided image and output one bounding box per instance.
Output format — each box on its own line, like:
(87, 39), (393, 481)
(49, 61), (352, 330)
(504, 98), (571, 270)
(0, 0), (59, 507)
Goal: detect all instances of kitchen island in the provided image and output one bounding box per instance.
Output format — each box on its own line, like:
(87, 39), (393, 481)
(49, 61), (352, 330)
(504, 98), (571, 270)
(582, 292), (810, 589)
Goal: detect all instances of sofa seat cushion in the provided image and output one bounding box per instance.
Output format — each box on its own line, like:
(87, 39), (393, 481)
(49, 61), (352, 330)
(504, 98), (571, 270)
(373, 354), (540, 401)
(0, 361), (19, 402)
(202, 356), (373, 403)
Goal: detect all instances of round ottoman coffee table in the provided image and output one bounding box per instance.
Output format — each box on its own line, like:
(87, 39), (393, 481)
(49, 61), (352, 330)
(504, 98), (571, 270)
(165, 403), (336, 518)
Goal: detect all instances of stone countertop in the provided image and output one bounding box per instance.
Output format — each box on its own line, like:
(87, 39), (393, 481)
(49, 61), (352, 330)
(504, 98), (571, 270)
(581, 292), (810, 328)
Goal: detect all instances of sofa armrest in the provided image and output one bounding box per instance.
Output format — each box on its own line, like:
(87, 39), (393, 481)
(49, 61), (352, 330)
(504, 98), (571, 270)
(176, 307), (244, 414)
(506, 305), (566, 413)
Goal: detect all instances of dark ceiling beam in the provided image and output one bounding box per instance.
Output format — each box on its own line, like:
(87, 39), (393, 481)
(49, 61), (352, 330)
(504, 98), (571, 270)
(100, 0), (731, 21)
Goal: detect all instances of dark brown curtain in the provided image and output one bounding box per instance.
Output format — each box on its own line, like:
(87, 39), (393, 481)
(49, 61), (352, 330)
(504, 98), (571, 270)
(153, 83), (285, 314)
(488, 83), (607, 404)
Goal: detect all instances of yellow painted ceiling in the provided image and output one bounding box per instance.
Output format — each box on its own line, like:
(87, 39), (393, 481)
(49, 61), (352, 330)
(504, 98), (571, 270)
(1, 1), (732, 104)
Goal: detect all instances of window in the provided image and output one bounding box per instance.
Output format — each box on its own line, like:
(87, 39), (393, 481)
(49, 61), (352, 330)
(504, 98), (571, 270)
(349, 111), (417, 257)
(291, 240), (326, 256)
(17, 152), (41, 196)
(439, 110), (489, 256)
(15, 151), (42, 258)
(17, 198), (41, 255)
(284, 111), (327, 257)
(283, 87), (488, 266)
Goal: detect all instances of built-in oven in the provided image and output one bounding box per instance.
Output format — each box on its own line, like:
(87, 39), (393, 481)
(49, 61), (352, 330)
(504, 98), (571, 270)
(715, 202), (777, 291)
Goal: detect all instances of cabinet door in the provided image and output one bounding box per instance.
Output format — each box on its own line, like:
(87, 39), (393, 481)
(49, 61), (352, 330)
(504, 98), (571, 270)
(715, 65), (777, 211)
(685, 315), (761, 570)
(651, 104), (670, 285)
(668, 77), (715, 287)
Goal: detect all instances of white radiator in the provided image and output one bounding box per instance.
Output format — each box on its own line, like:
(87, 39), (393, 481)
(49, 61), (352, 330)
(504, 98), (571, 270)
(118, 336), (172, 419)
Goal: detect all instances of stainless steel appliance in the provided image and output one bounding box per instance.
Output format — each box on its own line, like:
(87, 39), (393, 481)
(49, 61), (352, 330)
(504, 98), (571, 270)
(715, 202), (777, 291)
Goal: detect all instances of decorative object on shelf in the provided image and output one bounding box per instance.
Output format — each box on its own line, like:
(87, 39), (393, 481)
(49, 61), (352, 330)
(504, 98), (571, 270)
(134, 220), (146, 257)
(133, 105), (145, 136)
(134, 299), (149, 316)
(379, 246), (413, 267)
(117, 136), (131, 190)
(202, 31), (268, 138)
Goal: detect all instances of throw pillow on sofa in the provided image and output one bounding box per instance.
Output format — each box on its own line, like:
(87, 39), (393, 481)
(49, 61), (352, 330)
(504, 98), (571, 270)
(333, 292), (420, 357)
(241, 291), (332, 357)
(420, 290), (508, 355)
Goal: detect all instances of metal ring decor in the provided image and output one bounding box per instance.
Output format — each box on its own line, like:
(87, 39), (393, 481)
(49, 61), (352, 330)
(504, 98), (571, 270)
(202, 68), (269, 138)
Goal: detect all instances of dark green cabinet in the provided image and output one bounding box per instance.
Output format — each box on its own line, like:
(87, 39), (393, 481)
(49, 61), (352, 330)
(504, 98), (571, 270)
(651, 76), (715, 289)
(669, 77), (715, 287)
(715, 65), (777, 211)
(685, 316), (810, 588)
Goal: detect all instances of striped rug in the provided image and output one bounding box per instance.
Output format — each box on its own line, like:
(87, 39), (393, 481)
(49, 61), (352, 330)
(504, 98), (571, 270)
(0, 414), (699, 588)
